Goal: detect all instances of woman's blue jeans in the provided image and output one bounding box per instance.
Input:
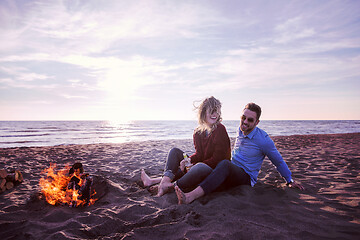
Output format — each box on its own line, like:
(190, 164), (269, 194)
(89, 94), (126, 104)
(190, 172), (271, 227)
(200, 159), (251, 195)
(163, 148), (213, 192)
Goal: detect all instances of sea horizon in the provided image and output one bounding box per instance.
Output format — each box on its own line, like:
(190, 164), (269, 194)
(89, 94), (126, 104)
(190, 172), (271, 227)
(1, 120), (359, 148)
(1, 119), (359, 121)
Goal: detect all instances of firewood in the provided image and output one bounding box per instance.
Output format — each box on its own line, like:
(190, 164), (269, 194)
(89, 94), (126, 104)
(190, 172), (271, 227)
(6, 171), (21, 182)
(6, 181), (14, 190)
(17, 170), (23, 182)
(6, 173), (17, 182)
(0, 178), (5, 189)
(1, 185), (6, 192)
(0, 169), (7, 178)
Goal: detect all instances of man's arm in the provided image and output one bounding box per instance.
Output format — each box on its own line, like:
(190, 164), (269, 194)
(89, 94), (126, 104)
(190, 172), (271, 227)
(262, 135), (304, 190)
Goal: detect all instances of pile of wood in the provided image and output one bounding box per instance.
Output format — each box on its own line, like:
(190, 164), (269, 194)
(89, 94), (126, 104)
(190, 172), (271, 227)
(0, 169), (23, 193)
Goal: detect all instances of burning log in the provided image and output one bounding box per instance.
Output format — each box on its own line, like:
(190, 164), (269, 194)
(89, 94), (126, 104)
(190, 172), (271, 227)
(0, 169), (23, 193)
(78, 175), (93, 206)
(67, 175), (81, 190)
(68, 162), (83, 175)
(39, 162), (97, 207)
(66, 163), (94, 207)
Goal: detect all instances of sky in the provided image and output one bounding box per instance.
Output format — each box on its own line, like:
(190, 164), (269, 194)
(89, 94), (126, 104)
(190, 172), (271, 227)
(0, 0), (359, 121)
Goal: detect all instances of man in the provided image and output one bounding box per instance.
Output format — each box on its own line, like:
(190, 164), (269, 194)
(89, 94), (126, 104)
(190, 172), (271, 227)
(175, 102), (304, 204)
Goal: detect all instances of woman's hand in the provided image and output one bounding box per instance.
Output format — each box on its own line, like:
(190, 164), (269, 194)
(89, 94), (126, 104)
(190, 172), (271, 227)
(184, 158), (193, 171)
(180, 158), (193, 172)
(180, 159), (186, 172)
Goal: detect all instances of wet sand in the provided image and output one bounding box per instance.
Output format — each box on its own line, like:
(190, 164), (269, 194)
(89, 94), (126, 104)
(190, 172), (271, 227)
(0, 133), (359, 239)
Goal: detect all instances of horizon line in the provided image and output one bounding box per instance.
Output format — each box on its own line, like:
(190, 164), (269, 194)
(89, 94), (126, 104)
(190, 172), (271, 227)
(0, 119), (359, 121)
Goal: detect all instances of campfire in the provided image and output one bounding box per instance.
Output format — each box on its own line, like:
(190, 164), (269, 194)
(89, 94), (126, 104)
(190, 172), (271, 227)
(39, 162), (97, 207)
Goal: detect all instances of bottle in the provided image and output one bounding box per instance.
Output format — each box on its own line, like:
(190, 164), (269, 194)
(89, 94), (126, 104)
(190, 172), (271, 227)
(183, 153), (192, 172)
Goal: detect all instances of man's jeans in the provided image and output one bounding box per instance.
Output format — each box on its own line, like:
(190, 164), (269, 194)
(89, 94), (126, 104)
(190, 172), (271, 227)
(163, 148), (213, 192)
(200, 159), (251, 195)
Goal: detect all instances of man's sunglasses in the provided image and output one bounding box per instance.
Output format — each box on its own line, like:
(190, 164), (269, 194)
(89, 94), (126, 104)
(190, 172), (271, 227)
(241, 115), (255, 123)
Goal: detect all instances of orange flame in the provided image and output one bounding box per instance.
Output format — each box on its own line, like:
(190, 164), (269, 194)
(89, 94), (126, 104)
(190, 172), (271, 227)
(39, 164), (97, 207)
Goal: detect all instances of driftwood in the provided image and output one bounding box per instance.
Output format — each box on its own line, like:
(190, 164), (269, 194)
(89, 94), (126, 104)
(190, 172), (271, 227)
(0, 169), (23, 193)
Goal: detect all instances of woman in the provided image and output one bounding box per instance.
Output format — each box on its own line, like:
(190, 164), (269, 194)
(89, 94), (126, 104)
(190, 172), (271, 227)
(141, 96), (231, 196)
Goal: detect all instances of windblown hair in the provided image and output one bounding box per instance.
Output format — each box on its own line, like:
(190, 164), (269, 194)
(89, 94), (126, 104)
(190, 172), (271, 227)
(244, 102), (262, 120)
(194, 96), (222, 133)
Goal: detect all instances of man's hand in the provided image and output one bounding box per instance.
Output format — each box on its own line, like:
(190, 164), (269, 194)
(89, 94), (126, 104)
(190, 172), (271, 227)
(288, 181), (305, 191)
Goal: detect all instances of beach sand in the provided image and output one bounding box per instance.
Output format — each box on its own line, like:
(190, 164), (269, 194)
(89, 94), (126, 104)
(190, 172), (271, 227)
(0, 133), (359, 240)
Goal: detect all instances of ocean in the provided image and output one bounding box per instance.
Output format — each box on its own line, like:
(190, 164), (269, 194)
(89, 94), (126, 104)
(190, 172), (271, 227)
(0, 120), (359, 148)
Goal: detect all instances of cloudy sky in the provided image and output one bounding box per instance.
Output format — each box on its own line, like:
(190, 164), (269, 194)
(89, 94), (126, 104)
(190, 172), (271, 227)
(0, 0), (359, 121)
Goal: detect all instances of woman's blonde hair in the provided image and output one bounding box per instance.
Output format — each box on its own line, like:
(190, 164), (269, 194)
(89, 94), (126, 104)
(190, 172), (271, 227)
(194, 96), (222, 133)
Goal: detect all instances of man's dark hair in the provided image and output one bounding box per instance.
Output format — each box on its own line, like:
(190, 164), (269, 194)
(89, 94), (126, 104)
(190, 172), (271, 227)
(244, 103), (261, 120)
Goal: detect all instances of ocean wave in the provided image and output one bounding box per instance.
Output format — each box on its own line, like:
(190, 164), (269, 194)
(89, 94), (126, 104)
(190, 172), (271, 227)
(1, 133), (52, 138)
(0, 140), (46, 144)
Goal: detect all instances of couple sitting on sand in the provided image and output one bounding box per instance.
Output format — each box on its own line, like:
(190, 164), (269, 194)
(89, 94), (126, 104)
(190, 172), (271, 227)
(141, 96), (304, 204)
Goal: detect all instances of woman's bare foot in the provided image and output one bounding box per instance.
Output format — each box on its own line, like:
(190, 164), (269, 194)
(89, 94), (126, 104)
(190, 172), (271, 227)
(141, 169), (152, 187)
(157, 176), (173, 197)
(141, 169), (161, 187)
(148, 184), (159, 195)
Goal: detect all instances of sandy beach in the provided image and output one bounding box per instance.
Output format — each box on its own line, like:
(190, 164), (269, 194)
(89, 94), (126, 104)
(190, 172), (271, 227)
(0, 133), (359, 239)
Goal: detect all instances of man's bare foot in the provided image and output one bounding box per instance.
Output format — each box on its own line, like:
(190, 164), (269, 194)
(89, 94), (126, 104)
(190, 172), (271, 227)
(175, 185), (188, 204)
(157, 176), (173, 197)
(175, 185), (205, 204)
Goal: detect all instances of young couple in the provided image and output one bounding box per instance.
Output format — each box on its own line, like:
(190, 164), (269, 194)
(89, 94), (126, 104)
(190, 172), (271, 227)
(141, 96), (304, 204)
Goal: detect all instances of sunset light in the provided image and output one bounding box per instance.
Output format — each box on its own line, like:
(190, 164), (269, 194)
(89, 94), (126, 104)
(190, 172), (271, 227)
(0, 0), (359, 121)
